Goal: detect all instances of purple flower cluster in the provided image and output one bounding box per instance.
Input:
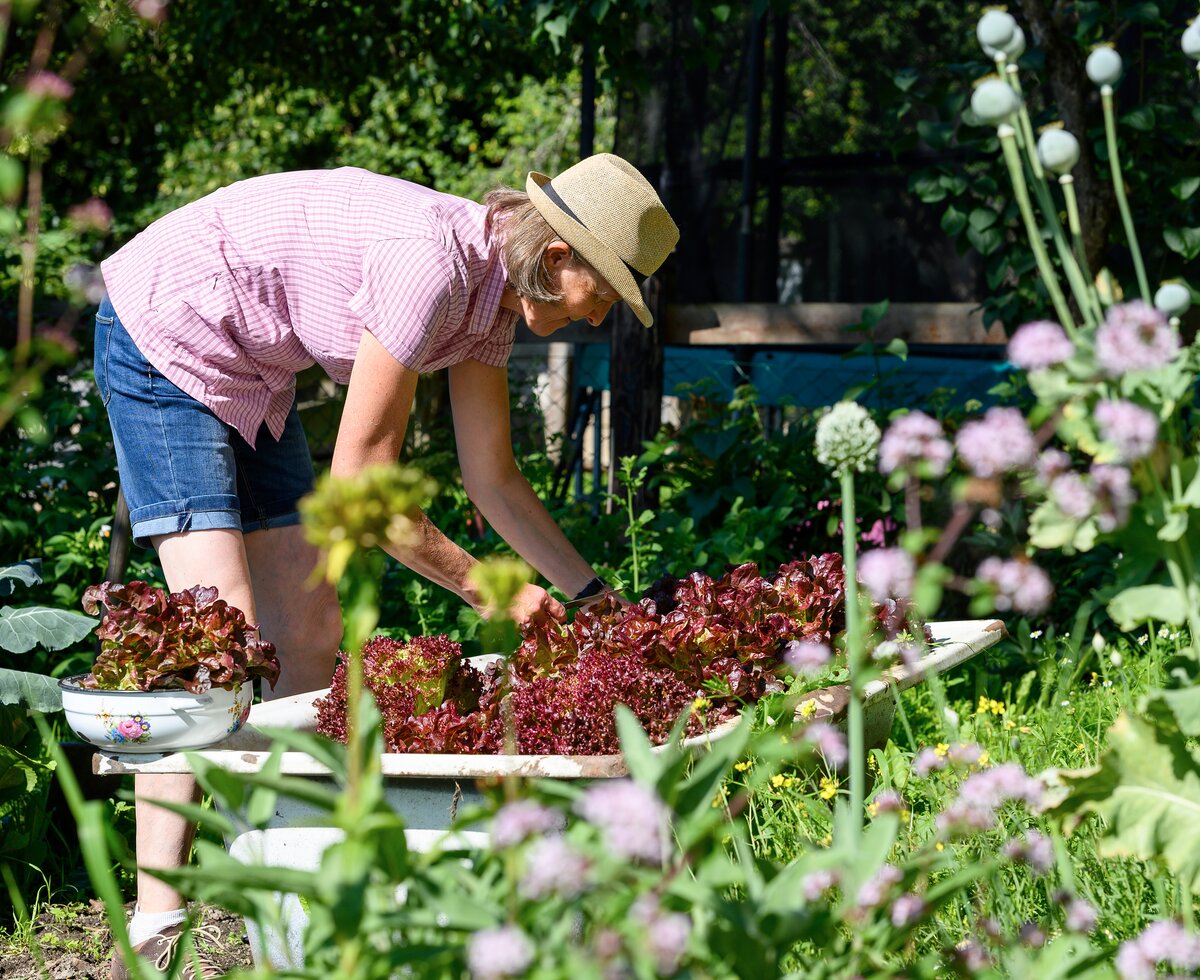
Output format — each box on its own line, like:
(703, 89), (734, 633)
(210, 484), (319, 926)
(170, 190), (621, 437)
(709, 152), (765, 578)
(1063, 897), (1099, 934)
(492, 801), (564, 849)
(937, 763), (1043, 835)
(801, 869), (840, 902)
(858, 548), (915, 602)
(782, 639), (832, 676)
(1003, 829), (1054, 875)
(24, 70), (73, 99)
(632, 898), (693, 975)
(955, 407), (1038, 478)
(467, 926), (535, 980)
(519, 835), (589, 899)
(1095, 400), (1159, 463)
(804, 721), (848, 769)
(1095, 301), (1180, 377)
(872, 789), (905, 814)
(913, 742), (985, 777)
(1115, 920), (1200, 980)
(1050, 472), (1096, 520)
(1007, 320), (1075, 371)
(879, 411), (953, 477)
(890, 893), (926, 928)
(856, 864), (903, 909)
(575, 780), (668, 865)
(1036, 448), (1073, 483)
(1092, 464), (1137, 531)
(975, 558), (1054, 615)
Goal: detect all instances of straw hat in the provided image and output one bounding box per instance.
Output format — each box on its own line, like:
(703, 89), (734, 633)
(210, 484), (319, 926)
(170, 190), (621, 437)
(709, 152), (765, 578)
(527, 154), (679, 327)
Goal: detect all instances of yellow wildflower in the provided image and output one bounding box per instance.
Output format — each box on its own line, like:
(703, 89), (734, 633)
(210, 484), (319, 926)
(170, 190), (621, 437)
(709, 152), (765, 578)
(734, 760), (754, 772)
(977, 751), (990, 768)
(798, 700), (818, 720)
(771, 774), (787, 788)
(818, 777), (838, 800)
(935, 842), (945, 852)
(935, 743), (950, 757)
(692, 696), (711, 713)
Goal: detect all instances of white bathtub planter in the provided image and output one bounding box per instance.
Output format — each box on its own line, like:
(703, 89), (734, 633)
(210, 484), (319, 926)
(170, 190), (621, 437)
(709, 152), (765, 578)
(93, 619), (1004, 968)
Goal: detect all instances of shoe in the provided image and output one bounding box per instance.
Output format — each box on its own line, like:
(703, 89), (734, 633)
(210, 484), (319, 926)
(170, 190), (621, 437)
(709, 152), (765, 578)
(109, 922), (223, 979)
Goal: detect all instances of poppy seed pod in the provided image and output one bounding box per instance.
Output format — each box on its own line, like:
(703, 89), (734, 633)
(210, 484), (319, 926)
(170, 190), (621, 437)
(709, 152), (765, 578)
(977, 9), (1017, 50)
(1154, 282), (1192, 318)
(970, 78), (1021, 125)
(1086, 47), (1123, 86)
(984, 24), (1026, 61)
(1183, 21), (1200, 60)
(1036, 129), (1080, 174)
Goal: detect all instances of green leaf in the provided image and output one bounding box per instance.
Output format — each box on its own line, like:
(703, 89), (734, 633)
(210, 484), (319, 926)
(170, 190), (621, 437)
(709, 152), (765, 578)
(883, 338), (908, 362)
(1164, 227), (1200, 262)
(615, 704), (658, 785)
(1145, 685), (1200, 738)
(1107, 584), (1187, 630)
(1121, 106), (1156, 131)
(909, 174), (947, 204)
(1048, 713), (1200, 892)
(0, 605), (95, 654)
(940, 205), (966, 236)
(1172, 176), (1200, 201)
(968, 207), (997, 231)
(0, 561), (42, 597)
(0, 668), (62, 712)
(860, 299), (890, 328)
(967, 224), (1004, 256)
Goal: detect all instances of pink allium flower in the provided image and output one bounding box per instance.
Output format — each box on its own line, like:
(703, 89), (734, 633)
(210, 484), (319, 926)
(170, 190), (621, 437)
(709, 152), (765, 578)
(519, 835), (588, 899)
(939, 763), (1043, 836)
(783, 639), (832, 675)
(576, 780), (668, 865)
(955, 407), (1038, 478)
(1095, 400), (1159, 463)
(67, 197), (113, 234)
(644, 911), (691, 975)
(872, 789), (904, 814)
(467, 926), (534, 980)
(805, 721), (848, 769)
(976, 558), (1054, 615)
(947, 743), (984, 767)
(1019, 921), (1047, 947)
(1064, 898), (1099, 933)
(1036, 448), (1074, 484)
(1003, 829), (1054, 875)
(913, 747), (945, 777)
(858, 548), (915, 602)
(856, 864), (903, 909)
(492, 800), (564, 848)
(890, 893), (926, 928)
(1051, 473), (1096, 520)
(24, 70), (73, 99)
(1095, 301), (1180, 377)
(802, 869), (840, 902)
(879, 411), (953, 477)
(1091, 464), (1136, 532)
(1115, 919), (1200, 980)
(1007, 320), (1074, 370)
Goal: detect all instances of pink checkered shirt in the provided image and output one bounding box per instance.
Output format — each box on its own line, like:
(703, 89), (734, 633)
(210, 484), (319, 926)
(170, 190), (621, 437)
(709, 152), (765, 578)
(100, 167), (517, 447)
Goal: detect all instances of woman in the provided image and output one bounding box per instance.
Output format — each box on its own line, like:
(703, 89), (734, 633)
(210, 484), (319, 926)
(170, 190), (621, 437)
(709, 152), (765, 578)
(96, 153), (678, 979)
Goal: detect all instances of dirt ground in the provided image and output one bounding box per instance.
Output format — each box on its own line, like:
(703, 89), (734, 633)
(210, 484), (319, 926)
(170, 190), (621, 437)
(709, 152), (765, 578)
(0, 902), (254, 980)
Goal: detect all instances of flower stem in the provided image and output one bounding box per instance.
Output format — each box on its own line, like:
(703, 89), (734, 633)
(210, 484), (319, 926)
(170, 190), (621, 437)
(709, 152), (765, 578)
(998, 125), (1076, 332)
(1101, 85), (1151, 303)
(840, 469), (865, 843)
(1059, 174), (1104, 320)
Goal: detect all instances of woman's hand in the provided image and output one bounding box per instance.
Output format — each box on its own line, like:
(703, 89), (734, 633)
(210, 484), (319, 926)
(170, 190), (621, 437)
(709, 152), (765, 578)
(508, 583), (567, 626)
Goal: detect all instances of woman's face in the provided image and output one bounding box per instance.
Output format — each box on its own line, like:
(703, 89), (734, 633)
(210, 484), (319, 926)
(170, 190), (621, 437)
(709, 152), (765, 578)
(520, 243), (620, 337)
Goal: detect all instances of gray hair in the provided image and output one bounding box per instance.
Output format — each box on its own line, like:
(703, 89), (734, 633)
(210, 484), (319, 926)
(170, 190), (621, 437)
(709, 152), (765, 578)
(484, 187), (588, 304)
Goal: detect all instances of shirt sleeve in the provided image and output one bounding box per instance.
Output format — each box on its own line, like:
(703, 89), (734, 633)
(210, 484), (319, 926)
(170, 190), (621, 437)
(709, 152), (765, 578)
(347, 238), (468, 370)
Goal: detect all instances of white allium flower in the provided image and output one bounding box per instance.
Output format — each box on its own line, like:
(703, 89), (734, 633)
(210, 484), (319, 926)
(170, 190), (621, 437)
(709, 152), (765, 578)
(815, 401), (881, 477)
(1037, 129), (1080, 174)
(1154, 282), (1191, 318)
(976, 9), (1017, 50)
(971, 78), (1021, 125)
(1086, 46), (1123, 86)
(1183, 21), (1200, 60)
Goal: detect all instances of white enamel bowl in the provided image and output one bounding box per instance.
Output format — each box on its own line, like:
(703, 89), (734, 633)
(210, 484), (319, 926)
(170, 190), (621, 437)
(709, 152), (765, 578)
(59, 676), (253, 753)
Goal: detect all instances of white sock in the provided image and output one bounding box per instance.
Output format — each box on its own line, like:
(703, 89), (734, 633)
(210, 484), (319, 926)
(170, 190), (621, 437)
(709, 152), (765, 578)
(128, 905), (188, 946)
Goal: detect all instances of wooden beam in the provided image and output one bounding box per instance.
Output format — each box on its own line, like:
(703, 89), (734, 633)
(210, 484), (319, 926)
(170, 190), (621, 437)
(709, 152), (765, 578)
(661, 302), (1006, 346)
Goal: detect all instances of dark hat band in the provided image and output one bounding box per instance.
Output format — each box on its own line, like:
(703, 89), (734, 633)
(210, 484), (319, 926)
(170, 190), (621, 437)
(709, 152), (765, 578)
(541, 180), (648, 287)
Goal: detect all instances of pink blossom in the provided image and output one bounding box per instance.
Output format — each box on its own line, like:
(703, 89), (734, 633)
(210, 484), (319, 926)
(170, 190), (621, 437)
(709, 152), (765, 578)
(1003, 829), (1054, 875)
(1095, 400), (1159, 463)
(858, 548), (915, 602)
(1036, 448), (1074, 483)
(1064, 898), (1099, 933)
(1091, 464), (1136, 532)
(913, 747), (945, 777)
(955, 407), (1038, 478)
(1050, 472), (1095, 520)
(1019, 921), (1047, 947)
(576, 780), (668, 865)
(492, 800), (563, 848)
(1115, 919), (1200, 980)
(890, 893), (926, 928)
(519, 835), (589, 899)
(467, 926), (534, 980)
(67, 198), (113, 234)
(116, 718), (143, 740)
(947, 743), (984, 767)
(783, 639), (832, 676)
(644, 911), (691, 975)
(802, 869), (840, 902)
(805, 721), (848, 769)
(872, 789), (904, 814)
(1007, 320), (1075, 370)
(856, 864), (903, 908)
(24, 70), (73, 99)
(1095, 301), (1180, 377)
(975, 558), (1053, 615)
(879, 411), (953, 477)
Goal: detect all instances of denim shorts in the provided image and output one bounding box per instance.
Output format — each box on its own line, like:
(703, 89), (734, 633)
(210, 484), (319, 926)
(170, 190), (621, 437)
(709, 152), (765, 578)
(94, 296), (315, 548)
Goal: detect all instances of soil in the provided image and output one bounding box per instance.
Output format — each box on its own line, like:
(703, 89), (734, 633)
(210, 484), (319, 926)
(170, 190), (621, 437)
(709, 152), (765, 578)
(0, 902), (254, 979)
